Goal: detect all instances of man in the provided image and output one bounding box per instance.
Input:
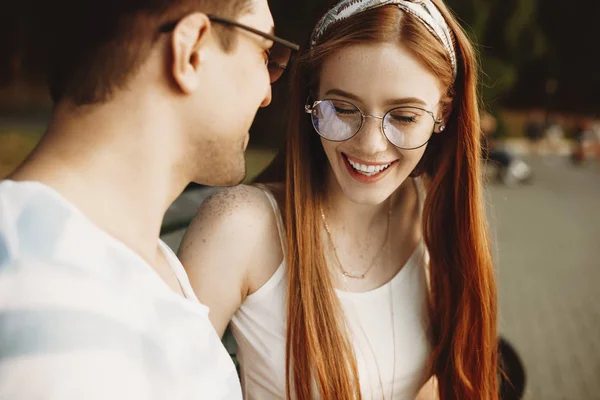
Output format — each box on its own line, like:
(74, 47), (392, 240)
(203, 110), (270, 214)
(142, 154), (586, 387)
(0, 0), (297, 398)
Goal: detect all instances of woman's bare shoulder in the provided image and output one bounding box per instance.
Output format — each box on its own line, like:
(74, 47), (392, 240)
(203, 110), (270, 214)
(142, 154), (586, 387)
(178, 184), (285, 289)
(182, 184), (281, 246)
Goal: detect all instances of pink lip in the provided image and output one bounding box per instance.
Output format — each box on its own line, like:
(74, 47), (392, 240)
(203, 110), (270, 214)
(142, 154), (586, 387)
(341, 153), (397, 184)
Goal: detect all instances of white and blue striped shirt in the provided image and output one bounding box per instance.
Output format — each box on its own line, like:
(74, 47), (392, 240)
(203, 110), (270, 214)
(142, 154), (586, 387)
(0, 180), (242, 400)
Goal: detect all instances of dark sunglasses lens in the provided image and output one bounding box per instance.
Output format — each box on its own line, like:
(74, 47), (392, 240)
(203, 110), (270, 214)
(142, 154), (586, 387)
(267, 43), (292, 83)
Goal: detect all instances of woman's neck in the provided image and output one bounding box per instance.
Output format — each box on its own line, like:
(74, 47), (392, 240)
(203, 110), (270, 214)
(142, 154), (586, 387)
(322, 169), (414, 234)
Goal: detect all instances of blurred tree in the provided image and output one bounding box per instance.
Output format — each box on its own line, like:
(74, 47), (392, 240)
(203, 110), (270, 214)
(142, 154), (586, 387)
(508, 0), (600, 115)
(0, 0), (50, 111)
(446, 0), (548, 109)
(251, 0), (550, 144)
(3, 0), (599, 129)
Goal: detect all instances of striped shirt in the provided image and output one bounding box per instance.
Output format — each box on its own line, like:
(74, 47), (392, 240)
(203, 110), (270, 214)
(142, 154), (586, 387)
(0, 180), (242, 400)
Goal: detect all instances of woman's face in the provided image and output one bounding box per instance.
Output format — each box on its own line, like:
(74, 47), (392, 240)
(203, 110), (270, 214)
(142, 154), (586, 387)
(316, 42), (444, 205)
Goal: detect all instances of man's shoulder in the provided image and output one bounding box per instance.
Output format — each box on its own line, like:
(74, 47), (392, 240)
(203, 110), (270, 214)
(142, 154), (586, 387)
(0, 179), (56, 208)
(0, 180), (75, 235)
(0, 181), (132, 316)
(0, 180), (86, 269)
(0, 257), (124, 315)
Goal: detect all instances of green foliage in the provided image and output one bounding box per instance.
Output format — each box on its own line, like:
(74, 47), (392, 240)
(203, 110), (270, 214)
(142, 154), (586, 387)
(447, 0), (548, 105)
(480, 57), (517, 106)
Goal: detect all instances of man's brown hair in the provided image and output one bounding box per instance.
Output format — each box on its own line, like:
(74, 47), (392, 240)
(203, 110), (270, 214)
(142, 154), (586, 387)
(40, 0), (253, 105)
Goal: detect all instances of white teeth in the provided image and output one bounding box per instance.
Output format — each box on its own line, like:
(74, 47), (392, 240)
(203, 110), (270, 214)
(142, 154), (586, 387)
(346, 157), (391, 175)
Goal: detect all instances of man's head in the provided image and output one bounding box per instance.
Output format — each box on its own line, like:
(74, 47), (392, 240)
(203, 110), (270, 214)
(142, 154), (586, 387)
(42, 0), (277, 186)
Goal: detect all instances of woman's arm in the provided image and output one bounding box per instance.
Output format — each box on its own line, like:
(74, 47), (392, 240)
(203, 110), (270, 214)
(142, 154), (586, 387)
(178, 185), (284, 336)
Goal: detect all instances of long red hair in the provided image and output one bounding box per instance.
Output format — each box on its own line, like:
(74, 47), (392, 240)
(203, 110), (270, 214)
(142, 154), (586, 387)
(258, 2), (498, 399)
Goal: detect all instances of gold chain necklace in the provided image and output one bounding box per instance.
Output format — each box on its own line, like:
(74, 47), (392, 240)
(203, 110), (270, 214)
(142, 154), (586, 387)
(319, 202), (391, 280)
(328, 200), (396, 400)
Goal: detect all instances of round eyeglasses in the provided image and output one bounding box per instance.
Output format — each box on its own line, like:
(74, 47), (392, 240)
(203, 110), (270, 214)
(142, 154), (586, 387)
(305, 99), (443, 150)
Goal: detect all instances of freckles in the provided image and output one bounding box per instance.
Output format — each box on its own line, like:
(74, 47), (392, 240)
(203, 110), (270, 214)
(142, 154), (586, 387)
(396, 148), (425, 169)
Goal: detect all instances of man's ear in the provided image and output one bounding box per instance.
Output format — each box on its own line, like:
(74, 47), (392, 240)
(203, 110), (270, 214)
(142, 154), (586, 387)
(170, 12), (212, 94)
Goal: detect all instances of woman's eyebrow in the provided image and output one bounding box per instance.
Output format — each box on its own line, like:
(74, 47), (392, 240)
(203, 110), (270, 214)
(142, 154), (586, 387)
(325, 88), (427, 107)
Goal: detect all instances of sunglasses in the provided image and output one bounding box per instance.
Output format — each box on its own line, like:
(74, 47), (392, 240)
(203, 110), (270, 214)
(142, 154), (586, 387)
(160, 15), (300, 83)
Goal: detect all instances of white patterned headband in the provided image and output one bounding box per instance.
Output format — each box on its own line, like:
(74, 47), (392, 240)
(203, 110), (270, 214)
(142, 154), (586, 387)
(310, 0), (457, 79)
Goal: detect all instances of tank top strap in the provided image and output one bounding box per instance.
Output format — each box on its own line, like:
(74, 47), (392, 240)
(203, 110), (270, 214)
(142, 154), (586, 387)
(254, 183), (287, 257)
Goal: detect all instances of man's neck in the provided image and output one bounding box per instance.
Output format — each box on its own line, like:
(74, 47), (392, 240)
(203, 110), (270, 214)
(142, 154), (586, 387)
(10, 100), (189, 267)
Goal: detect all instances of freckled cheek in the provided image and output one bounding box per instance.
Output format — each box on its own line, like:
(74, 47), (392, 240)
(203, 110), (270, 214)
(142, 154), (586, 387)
(322, 142), (341, 167)
(396, 148), (426, 172)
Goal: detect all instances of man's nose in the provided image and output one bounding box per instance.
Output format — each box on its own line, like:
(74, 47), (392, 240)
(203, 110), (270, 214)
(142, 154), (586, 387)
(260, 85), (272, 108)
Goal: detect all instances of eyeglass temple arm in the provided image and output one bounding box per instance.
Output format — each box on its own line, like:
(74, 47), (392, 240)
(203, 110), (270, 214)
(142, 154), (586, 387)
(304, 98), (320, 114)
(207, 15), (300, 51)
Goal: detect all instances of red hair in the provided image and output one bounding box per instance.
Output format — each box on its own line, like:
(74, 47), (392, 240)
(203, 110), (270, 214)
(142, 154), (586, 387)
(259, 2), (498, 398)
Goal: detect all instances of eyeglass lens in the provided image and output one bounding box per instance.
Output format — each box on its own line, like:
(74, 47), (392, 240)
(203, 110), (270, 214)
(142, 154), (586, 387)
(267, 42), (292, 83)
(309, 99), (435, 149)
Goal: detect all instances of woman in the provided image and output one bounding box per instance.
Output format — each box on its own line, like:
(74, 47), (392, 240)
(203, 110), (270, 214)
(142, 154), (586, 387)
(178, 0), (498, 398)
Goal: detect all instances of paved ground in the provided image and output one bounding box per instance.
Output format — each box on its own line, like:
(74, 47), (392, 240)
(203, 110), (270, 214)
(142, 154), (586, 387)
(161, 155), (600, 400)
(487, 156), (600, 400)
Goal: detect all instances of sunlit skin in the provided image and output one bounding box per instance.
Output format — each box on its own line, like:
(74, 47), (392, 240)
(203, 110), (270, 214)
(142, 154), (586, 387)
(9, 0), (276, 286)
(180, 4), (496, 398)
(185, 0), (274, 186)
(319, 42), (445, 206)
(178, 41), (449, 323)
(307, 41), (447, 300)
(179, 23), (449, 400)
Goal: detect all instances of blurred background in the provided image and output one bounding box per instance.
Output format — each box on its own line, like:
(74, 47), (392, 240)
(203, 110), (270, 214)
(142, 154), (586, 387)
(1, 0), (599, 398)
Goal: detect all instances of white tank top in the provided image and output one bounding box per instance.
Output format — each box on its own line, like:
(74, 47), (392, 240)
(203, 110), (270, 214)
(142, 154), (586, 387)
(230, 181), (432, 399)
